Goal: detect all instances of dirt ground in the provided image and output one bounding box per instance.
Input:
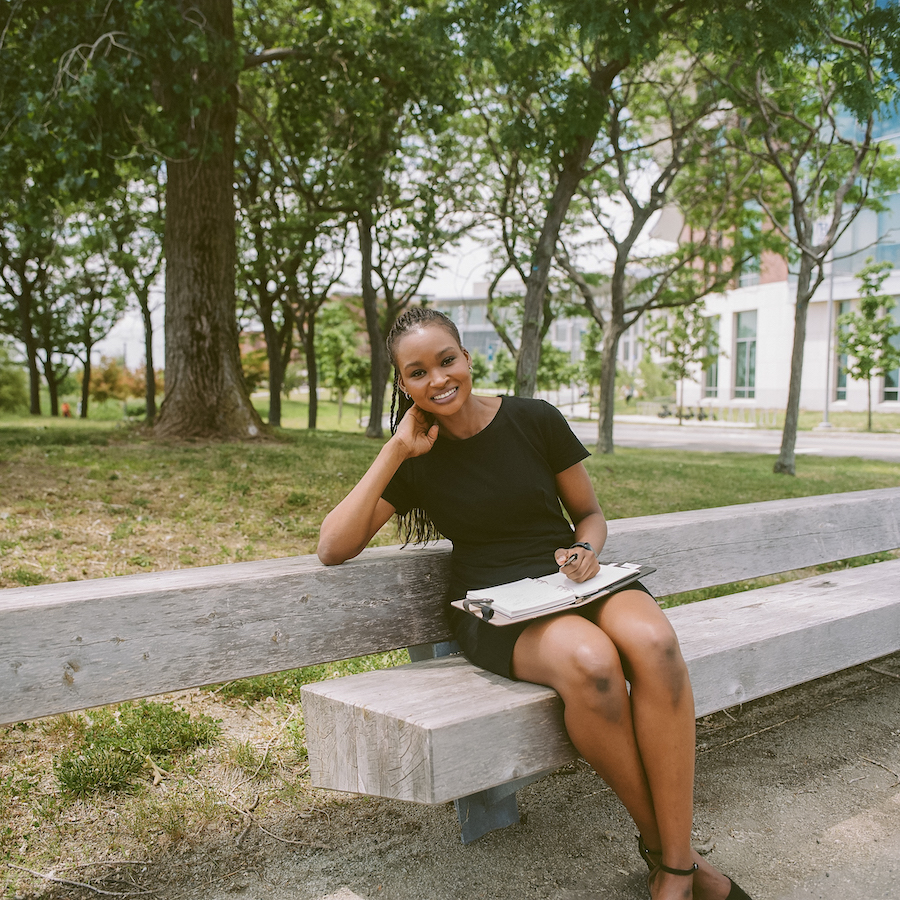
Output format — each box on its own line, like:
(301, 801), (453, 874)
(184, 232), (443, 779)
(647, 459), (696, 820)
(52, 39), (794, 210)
(14, 651), (900, 900)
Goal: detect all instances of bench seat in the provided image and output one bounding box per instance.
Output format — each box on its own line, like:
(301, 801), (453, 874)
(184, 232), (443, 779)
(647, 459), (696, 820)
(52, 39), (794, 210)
(302, 557), (900, 805)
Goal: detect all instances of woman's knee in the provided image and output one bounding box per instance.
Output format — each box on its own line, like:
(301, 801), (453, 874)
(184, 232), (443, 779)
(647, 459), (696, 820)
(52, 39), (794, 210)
(626, 620), (691, 701)
(561, 640), (629, 719)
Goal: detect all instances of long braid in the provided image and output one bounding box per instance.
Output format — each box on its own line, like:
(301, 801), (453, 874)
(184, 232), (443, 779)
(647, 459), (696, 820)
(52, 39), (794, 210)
(386, 308), (463, 545)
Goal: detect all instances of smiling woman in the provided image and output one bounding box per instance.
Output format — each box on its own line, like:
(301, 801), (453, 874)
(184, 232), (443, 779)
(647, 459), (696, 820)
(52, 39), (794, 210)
(316, 307), (754, 900)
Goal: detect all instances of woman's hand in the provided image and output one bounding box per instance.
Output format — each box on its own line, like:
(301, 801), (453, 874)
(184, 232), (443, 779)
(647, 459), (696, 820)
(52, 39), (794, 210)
(393, 404), (439, 459)
(555, 545), (601, 583)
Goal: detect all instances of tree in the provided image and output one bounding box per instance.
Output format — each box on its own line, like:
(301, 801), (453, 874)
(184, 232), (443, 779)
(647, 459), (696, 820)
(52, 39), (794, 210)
(460, 0), (824, 399)
(719, 0), (900, 474)
(57, 211), (128, 418)
(0, 340), (28, 414)
(0, 196), (59, 415)
(316, 301), (371, 426)
(107, 169), (165, 426)
(837, 258), (900, 431)
(557, 53), (772, 453)
(649, 304), (718, 424)
(1, 1), (302, 439)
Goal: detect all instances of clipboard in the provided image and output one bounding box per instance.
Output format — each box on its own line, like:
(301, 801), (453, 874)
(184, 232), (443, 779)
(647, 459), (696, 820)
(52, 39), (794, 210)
(450, 563), (656, 626)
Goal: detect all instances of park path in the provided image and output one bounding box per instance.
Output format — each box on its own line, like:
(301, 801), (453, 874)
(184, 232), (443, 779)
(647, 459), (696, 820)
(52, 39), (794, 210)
(567, 415), (900, 463)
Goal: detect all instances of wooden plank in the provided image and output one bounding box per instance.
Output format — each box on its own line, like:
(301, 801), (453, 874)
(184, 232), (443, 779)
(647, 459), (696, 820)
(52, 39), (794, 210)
(602, 487), (900, 597)
(0, 546), (451, 726)
(303, 656), (572, 803)
(2, 487), (899, 725)
(672, 558), (900, 715)
(302, 559), (900, 804)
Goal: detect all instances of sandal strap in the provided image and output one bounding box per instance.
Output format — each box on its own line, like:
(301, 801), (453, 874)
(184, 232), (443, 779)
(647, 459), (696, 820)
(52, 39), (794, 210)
(637, 836), (661, 870)
(658, 862), (699, 877)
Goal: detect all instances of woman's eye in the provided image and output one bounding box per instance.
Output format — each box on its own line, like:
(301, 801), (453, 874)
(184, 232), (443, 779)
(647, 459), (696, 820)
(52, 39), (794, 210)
(442, 356), (455, 366)
(410, 369), (425, 378)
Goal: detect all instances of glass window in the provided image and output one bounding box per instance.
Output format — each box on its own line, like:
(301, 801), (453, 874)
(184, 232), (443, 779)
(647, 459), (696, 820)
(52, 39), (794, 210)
(876, 194), (900, 268)
(734, 310), (757, 399)
(883, 308), (900, 402)
(703, 315), (720, 398)
(835, 300), (851, 401)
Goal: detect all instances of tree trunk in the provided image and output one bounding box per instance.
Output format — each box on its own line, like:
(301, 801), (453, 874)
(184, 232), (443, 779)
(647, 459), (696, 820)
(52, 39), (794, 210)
(43, 359), (59, 417)
(80, 352), (91, 419)
(358, 210), (388, 438)
(262, 312), (283, 428)
(305, 314), (318, 430)
(774, 255), (816, 475)
(139, 289), (156, 425)
(515, 159), (587, 398)
(596, 319), (624, 454)
(16, 290), (41, 414)
(154, 0), (264, 441)
(867, 378), (873, 432)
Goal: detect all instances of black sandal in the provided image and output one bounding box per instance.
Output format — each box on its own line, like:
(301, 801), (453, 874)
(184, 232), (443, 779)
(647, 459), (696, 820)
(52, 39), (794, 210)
(638, 837), (754, 900)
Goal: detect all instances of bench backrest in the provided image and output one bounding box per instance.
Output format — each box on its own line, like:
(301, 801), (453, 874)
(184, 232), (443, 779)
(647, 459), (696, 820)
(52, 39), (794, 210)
(2, 487), (899, 726)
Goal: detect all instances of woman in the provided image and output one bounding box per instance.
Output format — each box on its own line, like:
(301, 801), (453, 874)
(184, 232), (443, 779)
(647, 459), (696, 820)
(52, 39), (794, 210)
(318, 308), (752, 900)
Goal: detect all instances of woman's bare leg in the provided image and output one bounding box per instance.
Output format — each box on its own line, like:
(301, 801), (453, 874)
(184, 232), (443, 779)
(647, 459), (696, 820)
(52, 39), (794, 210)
(593, 589), (734, 900)
(512, 593), (736, 900)
(512, 613), (694, 899)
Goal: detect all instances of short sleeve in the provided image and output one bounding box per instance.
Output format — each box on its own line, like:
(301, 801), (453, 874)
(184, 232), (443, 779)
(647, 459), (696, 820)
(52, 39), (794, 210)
(381, 459), (416, 515)
(536, 399), (590, 473)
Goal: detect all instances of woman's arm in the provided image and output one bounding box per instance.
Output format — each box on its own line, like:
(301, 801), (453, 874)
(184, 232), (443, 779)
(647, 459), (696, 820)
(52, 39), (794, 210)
(316, 406), (438, 565)
(553, 461), (608, 583)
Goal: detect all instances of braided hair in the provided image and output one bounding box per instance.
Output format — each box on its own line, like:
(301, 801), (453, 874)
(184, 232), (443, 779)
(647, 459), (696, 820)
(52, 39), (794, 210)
(385, 307), (464, 546)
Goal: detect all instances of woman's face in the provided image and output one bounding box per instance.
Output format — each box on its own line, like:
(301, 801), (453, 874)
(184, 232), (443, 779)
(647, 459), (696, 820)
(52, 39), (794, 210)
(395, 324), (472, 416)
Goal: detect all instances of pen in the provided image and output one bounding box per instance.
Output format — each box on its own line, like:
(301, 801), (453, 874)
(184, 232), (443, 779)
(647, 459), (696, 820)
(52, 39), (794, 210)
(561, 553), (578, 569)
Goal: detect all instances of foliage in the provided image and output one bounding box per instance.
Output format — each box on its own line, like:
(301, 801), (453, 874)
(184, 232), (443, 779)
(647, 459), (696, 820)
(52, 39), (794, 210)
(535, 342), (577, 392)
(53, 701), (220, 797)
(240, 347), (270, 394)
(315, 302), (371, 417)
(0, 341), (28, 413)
(637, 353), (675, 402)
(715, 0), (900, 474)
(87, 356), (130, 404)
(649, 305), (718, 423)
(837, 258), (900, 430)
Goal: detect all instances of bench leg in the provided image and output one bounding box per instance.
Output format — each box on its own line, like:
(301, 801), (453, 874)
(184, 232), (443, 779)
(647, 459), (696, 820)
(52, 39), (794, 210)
(407, 641), (460, 661)
(455, 788), (519, 844)
(453, 769), (558, 843)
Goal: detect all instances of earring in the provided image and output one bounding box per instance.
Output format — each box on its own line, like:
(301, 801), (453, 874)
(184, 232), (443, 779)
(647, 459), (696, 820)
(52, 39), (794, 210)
(403, 391), (411, 400)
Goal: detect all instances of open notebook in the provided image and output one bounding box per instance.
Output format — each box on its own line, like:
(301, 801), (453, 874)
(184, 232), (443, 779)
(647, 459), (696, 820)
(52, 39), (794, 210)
(451, 562), (656, 626)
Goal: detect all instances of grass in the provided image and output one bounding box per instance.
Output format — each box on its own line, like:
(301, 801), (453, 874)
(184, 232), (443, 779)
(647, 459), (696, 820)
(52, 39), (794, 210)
(0, 419), (898, 897)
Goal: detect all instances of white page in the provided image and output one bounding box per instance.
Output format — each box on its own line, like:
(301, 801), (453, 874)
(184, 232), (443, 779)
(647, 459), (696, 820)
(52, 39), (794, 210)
(540, 564), (639, 598)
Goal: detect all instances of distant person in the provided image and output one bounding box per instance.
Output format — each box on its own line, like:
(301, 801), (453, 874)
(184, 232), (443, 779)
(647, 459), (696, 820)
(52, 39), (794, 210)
(318, 308), (753, 900)
(61, 402), (72, 418)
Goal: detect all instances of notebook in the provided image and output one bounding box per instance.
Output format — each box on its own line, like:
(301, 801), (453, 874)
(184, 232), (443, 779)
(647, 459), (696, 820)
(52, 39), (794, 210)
(451, 563), (656, 625)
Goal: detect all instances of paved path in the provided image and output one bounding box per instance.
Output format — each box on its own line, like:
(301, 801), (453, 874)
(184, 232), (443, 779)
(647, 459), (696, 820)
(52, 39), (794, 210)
(568, 416), (900, 463)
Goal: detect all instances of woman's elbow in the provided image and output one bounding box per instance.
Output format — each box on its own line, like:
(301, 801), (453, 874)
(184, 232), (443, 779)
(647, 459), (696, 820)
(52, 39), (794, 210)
(316, 533), (349, 566)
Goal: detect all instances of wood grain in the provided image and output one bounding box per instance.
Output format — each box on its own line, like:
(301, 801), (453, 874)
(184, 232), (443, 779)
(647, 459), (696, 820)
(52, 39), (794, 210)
(2, 487), (898, 727)
(303, 559), (900, 803)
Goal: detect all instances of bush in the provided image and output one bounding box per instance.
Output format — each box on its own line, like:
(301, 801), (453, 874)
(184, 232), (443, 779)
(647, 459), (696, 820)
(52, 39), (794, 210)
(0, 342), (28, 413)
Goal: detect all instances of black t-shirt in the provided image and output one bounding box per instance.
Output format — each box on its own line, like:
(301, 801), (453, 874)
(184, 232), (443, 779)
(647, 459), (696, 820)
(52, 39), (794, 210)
(382, 395), (590, 598)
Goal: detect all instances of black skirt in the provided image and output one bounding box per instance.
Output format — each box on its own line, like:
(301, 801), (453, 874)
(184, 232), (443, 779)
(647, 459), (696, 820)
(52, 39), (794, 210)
(448, 581), (653, 680)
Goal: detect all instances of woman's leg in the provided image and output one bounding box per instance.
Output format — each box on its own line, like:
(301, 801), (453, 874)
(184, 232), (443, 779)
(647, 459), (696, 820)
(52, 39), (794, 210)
(591, 589), (734, 900)
(510, 613), (663, 863)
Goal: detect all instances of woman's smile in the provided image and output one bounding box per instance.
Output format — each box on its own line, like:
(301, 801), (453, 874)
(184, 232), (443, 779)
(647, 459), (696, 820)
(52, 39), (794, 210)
(431, 386), (459, 402)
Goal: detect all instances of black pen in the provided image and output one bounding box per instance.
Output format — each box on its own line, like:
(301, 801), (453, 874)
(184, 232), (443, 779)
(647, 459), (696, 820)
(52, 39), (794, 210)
(561, 552), (578, 569)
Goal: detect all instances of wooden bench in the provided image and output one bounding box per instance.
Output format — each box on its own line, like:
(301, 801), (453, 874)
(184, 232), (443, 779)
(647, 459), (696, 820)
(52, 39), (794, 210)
(2, 487), (899, 844)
